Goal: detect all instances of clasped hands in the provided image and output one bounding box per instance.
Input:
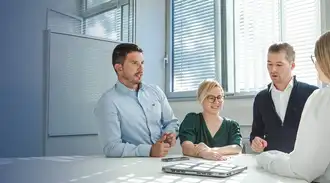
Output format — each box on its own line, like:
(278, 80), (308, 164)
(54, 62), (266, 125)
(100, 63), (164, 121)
(150, 132), (176, 157)
(194, 142), (226, 161)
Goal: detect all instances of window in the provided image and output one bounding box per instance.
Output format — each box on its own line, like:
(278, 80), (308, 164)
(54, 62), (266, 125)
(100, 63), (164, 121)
(46, 0), (135, 42)
(167, 0), (321, 98)
(166, 0), (221, 98)
(282, 0), (321, 86)
(82, 0), (135, 42)
(87, 0), (111, 8)
(234, 0), (280, 92)
(171, 0), (216, 93)
(85, 8), (122, 40)
(234, 0), (321, 93)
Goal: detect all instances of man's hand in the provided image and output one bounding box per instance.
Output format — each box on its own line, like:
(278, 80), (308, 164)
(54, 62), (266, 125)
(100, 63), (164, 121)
(164, 133), (176, 147)
(150, 135), (170, 157)
(251, 136), (267, 153)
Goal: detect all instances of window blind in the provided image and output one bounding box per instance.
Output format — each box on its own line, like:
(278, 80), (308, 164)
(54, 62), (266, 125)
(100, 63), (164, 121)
(234, 0), (280, 92)
(85, 8), (122, 41)
(283, 0), (320, 86)
(172, 0), (216, 92)
(47, 9), (83, 35)
(234, 0), (321, 92)
(46, 0), (134, 42)
(87, 0), (111, 8)
(84, 0), (134, 42)
(122, 4), (131, 42)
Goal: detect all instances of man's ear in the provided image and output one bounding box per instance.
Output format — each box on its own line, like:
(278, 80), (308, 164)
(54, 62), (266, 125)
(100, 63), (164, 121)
(114, 64), (122, 72)
(291, 62), (295, 69)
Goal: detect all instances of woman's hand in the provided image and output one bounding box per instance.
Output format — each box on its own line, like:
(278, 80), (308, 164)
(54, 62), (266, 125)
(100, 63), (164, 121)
(194, 142), (209, 156)
(199, 150), (226, 161)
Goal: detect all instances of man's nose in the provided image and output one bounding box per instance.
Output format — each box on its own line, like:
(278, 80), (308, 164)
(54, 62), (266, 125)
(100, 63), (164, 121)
(271, 66), (277, 72)
(137, 63), (144, 71)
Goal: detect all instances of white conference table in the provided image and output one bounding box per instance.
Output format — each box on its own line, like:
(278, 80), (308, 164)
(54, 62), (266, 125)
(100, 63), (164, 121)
(0, 154), (307, 183)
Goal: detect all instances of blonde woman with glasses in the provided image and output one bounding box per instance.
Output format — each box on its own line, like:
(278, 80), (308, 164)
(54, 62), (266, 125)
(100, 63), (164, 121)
(178, 79), (242, 161)
(256, 31), (330, 183)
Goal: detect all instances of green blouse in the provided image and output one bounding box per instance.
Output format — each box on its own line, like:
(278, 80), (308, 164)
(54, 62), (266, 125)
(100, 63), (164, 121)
(178, 112), (242, 148)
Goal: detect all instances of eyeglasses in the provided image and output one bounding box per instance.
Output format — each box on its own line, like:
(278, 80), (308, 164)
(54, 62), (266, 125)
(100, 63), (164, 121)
(206, 95), (224, 103)
(311, 55), (316, 64)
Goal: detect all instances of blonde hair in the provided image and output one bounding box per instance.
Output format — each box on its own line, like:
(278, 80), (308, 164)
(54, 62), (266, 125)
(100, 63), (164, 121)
(315, 31), (330, 80)
(197, 79), (224, 103)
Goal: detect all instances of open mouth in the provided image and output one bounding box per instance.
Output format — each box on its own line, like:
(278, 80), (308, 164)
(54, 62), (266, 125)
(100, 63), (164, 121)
(135, 72), (143, 79)
(211, 106), (220, 109)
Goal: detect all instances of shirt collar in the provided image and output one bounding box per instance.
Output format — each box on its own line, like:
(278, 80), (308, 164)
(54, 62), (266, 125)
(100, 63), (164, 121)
(269, 77), (294, 92)
(115, 80), (145, 94)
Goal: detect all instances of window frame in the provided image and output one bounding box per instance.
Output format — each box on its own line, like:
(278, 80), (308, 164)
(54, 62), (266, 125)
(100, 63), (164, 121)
(165, 0), (325, 101)
(80, 0), (136, 42)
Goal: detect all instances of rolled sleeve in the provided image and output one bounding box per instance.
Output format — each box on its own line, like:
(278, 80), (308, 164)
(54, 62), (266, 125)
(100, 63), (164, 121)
(178, 113), (197, 144)
(229, 120), (243, 147)
(136, 144), (152, 156)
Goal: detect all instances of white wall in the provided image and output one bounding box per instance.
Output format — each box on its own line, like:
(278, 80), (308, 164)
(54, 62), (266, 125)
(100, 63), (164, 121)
(0, 0), (48, 158)
(0, 0), (82, 158)
(136, 0), (166, 89)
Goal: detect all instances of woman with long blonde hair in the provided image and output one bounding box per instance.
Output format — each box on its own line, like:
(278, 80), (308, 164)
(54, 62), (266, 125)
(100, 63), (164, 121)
(256, 31), (330, 183)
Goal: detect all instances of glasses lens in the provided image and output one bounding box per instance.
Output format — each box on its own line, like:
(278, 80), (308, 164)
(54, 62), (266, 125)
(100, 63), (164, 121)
(206, 95), (223, 103)
(207, 96), (216, 103)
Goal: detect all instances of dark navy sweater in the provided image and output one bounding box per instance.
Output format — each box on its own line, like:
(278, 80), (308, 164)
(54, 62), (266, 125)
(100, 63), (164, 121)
(249, 76), (318, 153)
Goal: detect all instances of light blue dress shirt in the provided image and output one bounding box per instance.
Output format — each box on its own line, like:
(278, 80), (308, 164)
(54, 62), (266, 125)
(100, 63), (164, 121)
(94, 81), (179, 157)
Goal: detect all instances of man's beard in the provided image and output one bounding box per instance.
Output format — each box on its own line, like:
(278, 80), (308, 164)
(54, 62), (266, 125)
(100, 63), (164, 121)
(123, 74), (141, 84)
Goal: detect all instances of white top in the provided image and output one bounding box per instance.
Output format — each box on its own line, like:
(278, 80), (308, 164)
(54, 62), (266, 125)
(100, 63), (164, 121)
(256, 86), (330, 183)
(0, 154), (307, 183)
(269, 78), (294, 122)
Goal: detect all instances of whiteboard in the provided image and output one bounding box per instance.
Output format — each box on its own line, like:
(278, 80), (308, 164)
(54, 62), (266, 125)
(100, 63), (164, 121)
(46, 31), (119, 136)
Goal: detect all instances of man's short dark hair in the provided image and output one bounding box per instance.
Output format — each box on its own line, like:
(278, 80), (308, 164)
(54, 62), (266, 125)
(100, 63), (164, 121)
(268, 42), (295, 62)
(112, 43), (143, 68)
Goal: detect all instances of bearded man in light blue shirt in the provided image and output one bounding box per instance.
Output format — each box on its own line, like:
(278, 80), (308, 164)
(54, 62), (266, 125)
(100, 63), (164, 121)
(94, 43), (179, 158)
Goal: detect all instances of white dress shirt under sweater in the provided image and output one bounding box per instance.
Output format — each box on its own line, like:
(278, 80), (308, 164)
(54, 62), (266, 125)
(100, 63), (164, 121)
(269, 78), (294, 123)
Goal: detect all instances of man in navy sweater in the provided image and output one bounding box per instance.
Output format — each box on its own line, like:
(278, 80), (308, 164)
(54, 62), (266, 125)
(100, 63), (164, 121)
(250, 43), (318, 153)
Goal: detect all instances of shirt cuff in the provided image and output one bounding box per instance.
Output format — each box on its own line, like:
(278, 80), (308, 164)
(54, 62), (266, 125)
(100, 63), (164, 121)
(163, 129), (179, 137)
(256, 150), (284, 169)
(256, 152), (272, 169)
(137, 144), (152, 157)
